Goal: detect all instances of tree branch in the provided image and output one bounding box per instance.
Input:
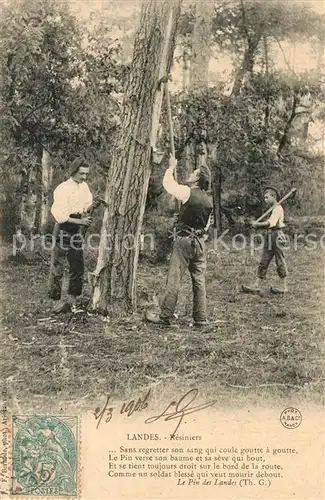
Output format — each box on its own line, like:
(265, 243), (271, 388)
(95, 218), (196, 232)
(271, 32), (297, 76)
(20, 99), (53, 125)
(240, 0), (251, 47)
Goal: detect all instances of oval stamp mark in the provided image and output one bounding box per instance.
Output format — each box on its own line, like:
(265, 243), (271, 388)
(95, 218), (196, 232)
(280, 407), (302, 429)
(12, 415), (78, 497)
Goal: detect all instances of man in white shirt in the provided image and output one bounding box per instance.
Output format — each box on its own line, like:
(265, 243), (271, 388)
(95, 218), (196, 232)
(146, 155), (213, 327)
(48, 157), (98, 313)
(242, 186), (288, 294)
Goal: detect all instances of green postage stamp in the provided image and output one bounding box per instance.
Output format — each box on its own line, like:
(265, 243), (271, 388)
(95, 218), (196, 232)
(12, 415), (79, 497)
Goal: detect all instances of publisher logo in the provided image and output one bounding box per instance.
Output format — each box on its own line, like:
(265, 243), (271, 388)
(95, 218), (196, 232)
(280, 407), (302, 429)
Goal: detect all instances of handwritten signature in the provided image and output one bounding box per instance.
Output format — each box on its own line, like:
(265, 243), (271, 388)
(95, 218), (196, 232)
(94, 390), (151, 429)
(145, 388), (217, 437)
(93, 388), (217, 437)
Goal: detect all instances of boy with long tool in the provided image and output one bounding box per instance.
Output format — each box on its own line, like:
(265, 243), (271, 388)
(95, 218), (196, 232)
(242, 187), (295, 294)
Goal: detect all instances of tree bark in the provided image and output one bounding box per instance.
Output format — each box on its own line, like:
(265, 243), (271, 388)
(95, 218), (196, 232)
(91, 0), (182, 314)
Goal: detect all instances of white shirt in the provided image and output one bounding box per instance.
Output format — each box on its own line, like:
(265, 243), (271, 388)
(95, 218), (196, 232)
(268, 205), (285, 228)
(163, 168), (212, 232)
(163, 168), (191, 203)
(51, 177), (93, 224)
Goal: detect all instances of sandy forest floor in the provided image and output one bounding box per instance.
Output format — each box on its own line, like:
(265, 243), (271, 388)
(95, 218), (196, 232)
(0, 234), (324, 415)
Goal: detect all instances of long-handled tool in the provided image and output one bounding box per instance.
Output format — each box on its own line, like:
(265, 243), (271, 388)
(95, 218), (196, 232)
(163, 81), (176, 162)
(255, 188), (297, 223)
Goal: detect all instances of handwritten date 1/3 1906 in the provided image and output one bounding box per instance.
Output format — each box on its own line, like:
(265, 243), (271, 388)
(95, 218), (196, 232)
(94, 389), (217, 437)
(94, 389), (151, 429)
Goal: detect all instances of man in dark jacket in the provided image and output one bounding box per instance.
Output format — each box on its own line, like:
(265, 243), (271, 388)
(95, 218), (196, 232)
(147, 155), (213, 327)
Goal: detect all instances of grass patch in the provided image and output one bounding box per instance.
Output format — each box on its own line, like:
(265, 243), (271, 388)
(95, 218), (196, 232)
(0, 239), (324, 413)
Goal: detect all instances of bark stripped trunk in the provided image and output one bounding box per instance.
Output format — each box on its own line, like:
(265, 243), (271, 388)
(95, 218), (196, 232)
(92, 0), (182, 313)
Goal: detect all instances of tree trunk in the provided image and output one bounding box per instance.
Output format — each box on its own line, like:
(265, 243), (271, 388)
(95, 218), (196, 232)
(189, 0), (213, 171)
(182, 46), (190, 90)
(40, 148), (54, 231)
(197, 129), (207, 166)
(278, 93), (298, 154)
(210, 145), (222, 232)
(231, 0), (261, 97)
(18, 165), (36, 237)
(34, 146), (43, 233)
(231, 32), (261, 97)
(263, 35), (270, 130)
(91, 0), (182, 314)
(189, 0), (213, 91)
(212, 167), (222, 233)
(183, 142), (194, 180)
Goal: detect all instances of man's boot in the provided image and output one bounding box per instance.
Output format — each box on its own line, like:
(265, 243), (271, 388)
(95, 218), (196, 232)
(241, 277), (264, 294)
(271, 277), (288, 294)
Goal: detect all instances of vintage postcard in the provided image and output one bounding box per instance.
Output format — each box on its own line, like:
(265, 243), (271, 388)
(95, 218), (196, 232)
(0, 0), (324, 499)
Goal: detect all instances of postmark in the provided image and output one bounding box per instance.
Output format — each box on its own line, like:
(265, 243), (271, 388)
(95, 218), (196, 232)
(12, 415), (78, 497)
(280, 407), (302, 429)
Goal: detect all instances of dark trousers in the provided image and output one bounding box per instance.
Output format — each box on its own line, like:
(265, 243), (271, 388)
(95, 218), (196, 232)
(258, 230), (288, 279)
(48, 232), (84, 301)
(160, 236), (207, 322)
